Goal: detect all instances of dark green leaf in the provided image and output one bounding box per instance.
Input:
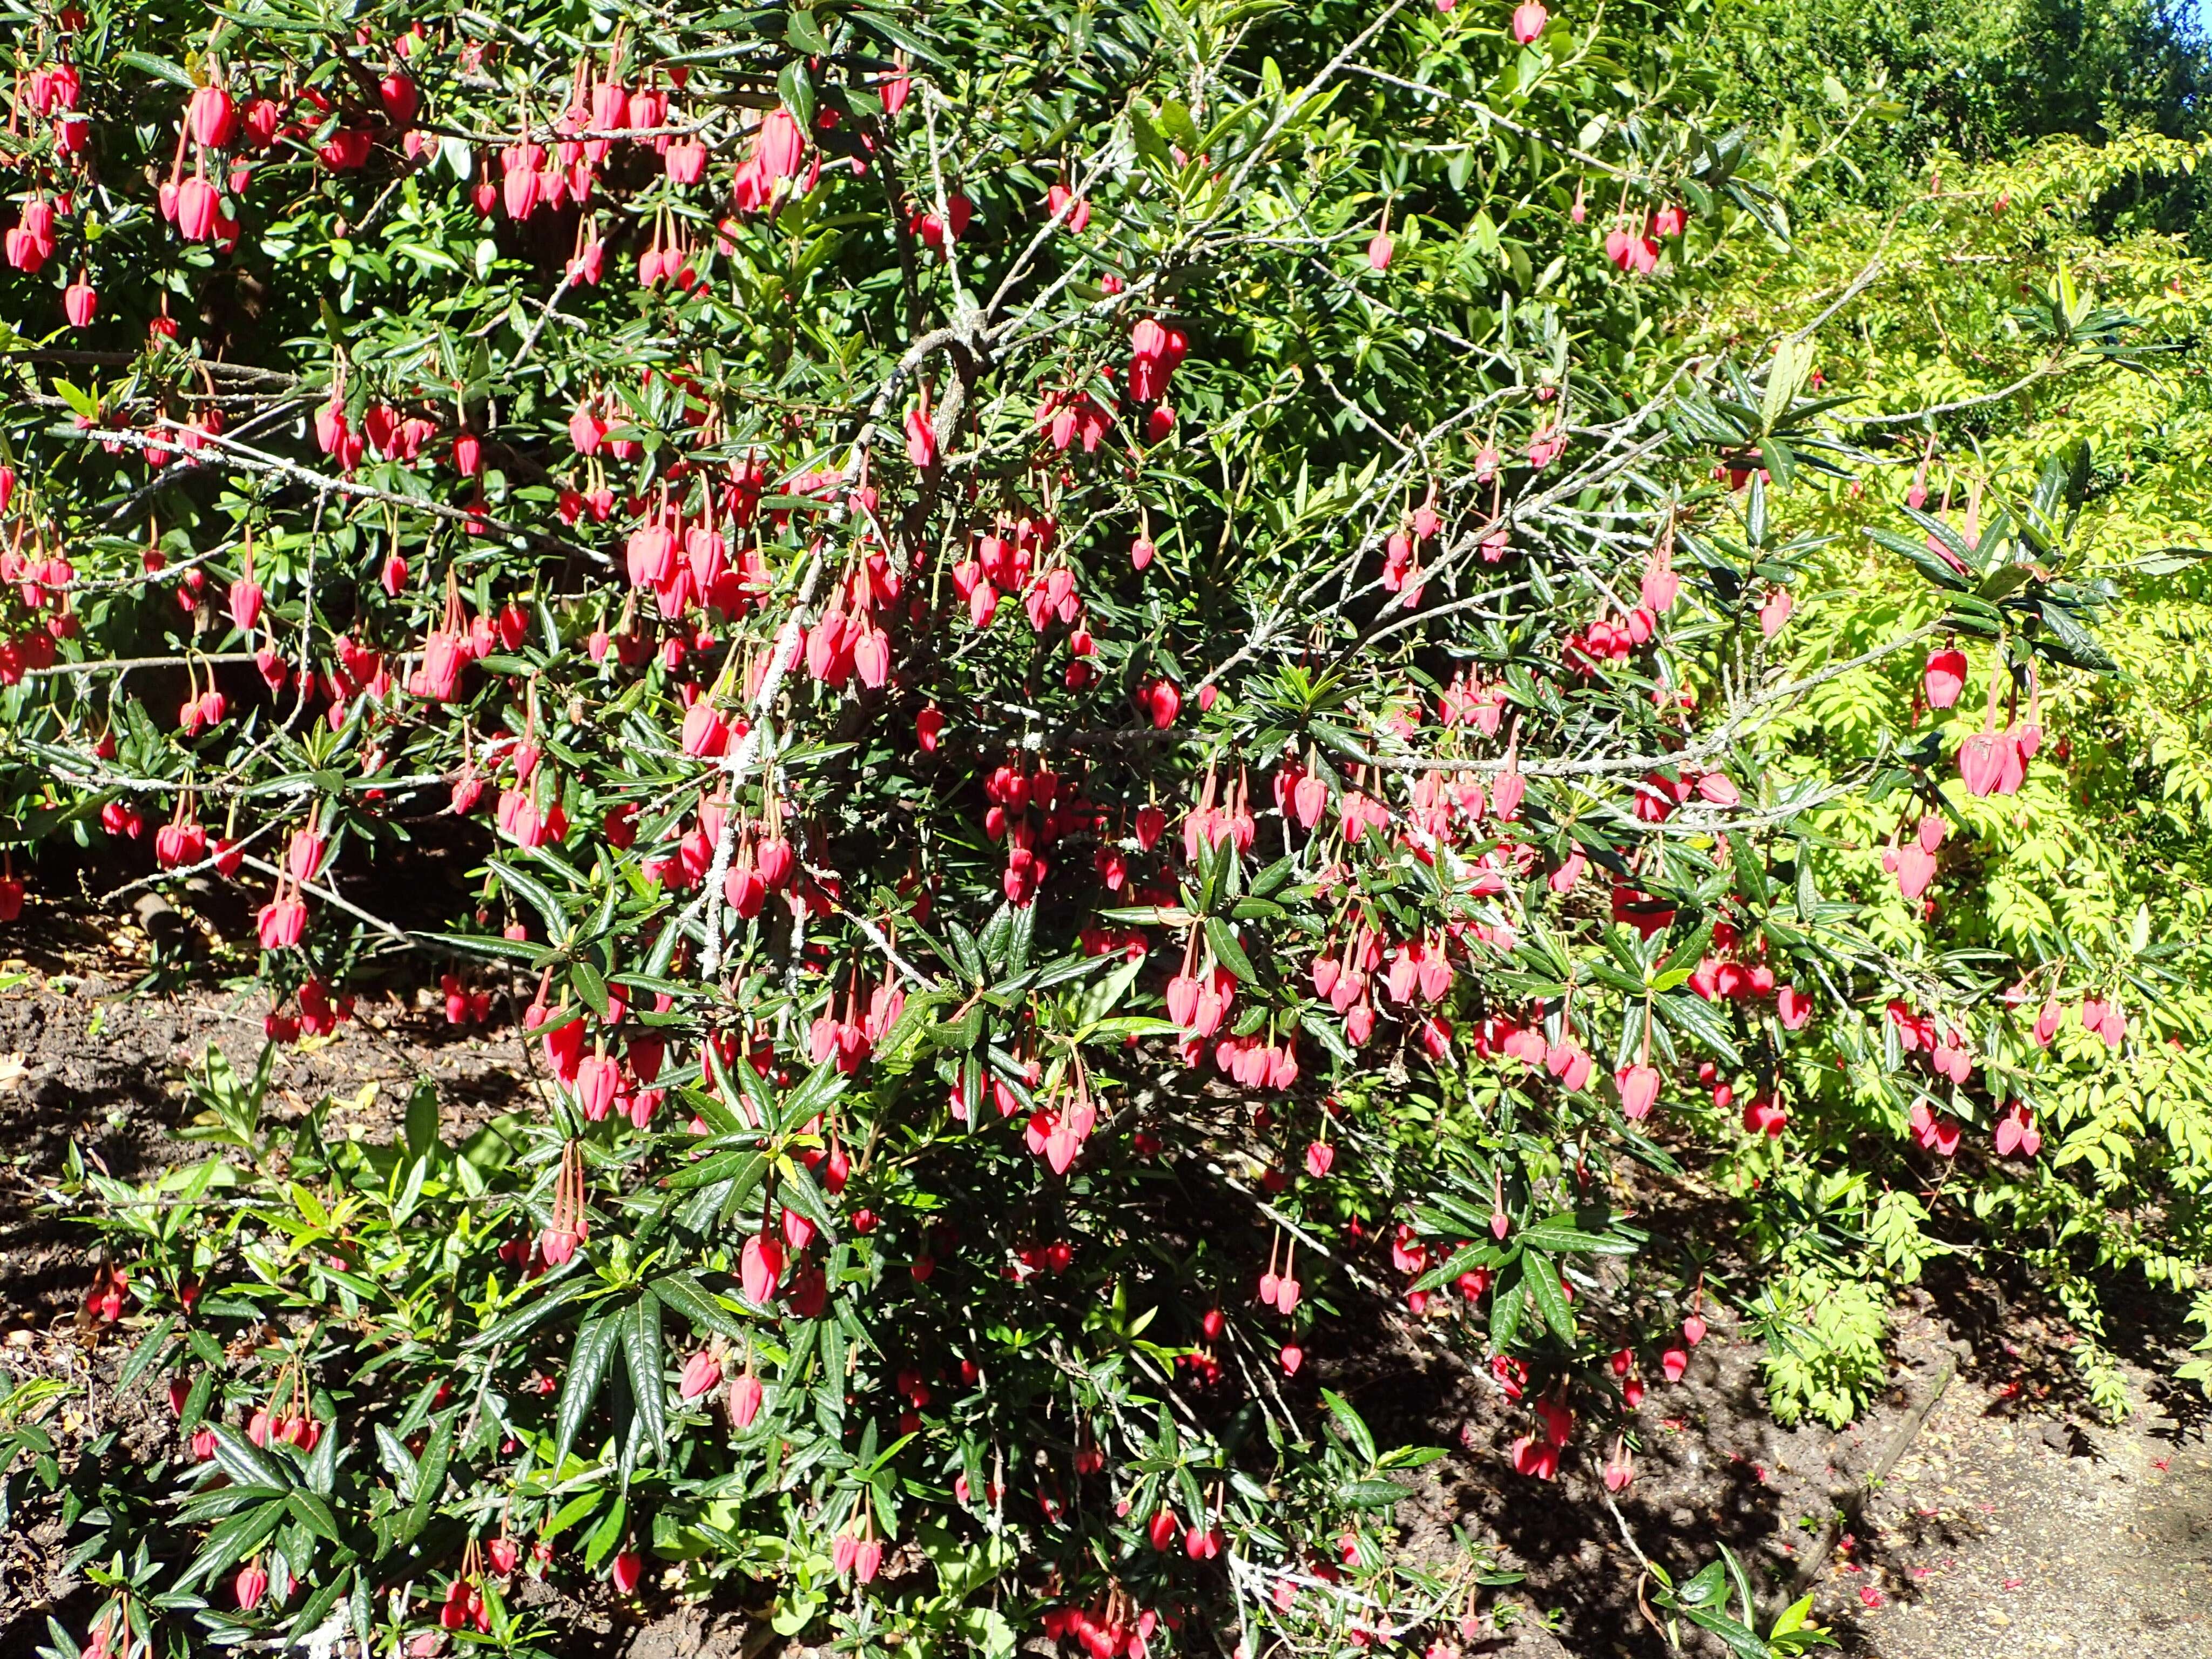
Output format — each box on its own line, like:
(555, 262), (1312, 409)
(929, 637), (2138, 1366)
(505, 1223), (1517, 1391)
(555, 1305), (628, 1464)
(571, 961), (610, 1020)
(623, 1292), (668, 1459)
(1320, 1390), (1377, 1464)
(651, 1272), (748, 1340)
(1515, 1222), (1640, 1256)
(1205, 916), (1258, 983)
(466, 1274), (602, 1351)
(179, 1498), (286, 1591)
(1523, 1251), (1576, 1343)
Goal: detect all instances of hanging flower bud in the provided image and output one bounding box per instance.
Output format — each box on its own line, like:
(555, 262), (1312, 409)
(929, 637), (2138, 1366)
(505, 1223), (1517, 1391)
(740, 1230), (784, 1303)
(679, 1350), (722, 1402)
(63, 277), (98, 328)
(756, 109), (806, 179)
(379, 71), (420, 124)
(256, 893), (307, 949)
(188, 84), (238, 148)
(680, 700), (730, 758)
(728, 1369), (764, 1428)
(228, 572), (264, 632)
(1923, 647), (1966, 710)
(176, 174), (220, 242)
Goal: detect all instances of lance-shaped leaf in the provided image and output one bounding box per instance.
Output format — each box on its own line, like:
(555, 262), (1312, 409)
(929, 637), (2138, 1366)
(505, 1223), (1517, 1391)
(622, 1290), (669, 1460)
(555, 1302), (630, 1465)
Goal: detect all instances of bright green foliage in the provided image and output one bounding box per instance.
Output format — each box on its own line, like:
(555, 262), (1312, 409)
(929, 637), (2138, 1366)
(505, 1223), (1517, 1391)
(1755, 1269), (1891, 1429)
(1690, 125), (2212, 1422)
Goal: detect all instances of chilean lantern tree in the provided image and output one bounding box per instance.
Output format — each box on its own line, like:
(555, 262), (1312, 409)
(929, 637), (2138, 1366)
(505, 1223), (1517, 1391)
(0, 0), (2179, 1653)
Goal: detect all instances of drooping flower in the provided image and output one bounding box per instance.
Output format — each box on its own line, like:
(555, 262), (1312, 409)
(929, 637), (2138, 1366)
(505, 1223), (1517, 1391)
(679, 1350), (722, 1402)
(63, 275), (98, 328)
(610, 1549), (643, 1593)
(1923, 646), (1966, 710)
(740, 1229), (785, 1303)
(1615, 1063), (1661, 1120)
(187, 83), (238, 147)
(728, 1369), (764, 1428)
(256, 891), (307, 950)
(756, 109), (806, 179)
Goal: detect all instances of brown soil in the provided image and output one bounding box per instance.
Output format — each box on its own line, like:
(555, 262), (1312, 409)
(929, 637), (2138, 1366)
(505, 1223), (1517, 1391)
(1302, 1159), (2212, 1656)
(2, 939), (2206, 1657)
(1382, 1293), (2212, 1658)
(1839, 1317), (2212, 1657)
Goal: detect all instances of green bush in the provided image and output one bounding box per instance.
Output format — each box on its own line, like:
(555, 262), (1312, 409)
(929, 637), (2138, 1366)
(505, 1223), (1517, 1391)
(6, 0), (2207, 1653)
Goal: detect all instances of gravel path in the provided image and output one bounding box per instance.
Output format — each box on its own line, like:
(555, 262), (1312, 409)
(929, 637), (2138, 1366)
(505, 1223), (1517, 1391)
(1818, 1317), (2212, 1656)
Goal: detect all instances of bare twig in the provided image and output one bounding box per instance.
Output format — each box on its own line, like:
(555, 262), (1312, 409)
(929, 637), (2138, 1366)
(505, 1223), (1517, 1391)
(238, 853), (413, 945)
(28, 652), (261, 680)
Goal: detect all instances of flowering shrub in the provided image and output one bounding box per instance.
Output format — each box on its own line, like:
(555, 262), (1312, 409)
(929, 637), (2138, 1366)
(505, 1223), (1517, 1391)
(1684, 129), (2212, 1421)
(0, 0), (2187, 1653)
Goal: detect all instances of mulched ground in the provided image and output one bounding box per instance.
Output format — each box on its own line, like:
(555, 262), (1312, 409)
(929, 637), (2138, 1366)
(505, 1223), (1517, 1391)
(2, 921), (2207, 1658)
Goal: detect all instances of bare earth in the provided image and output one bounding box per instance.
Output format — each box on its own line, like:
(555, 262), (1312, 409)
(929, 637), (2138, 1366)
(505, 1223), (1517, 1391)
(1835, 1311), (2212, 1658)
